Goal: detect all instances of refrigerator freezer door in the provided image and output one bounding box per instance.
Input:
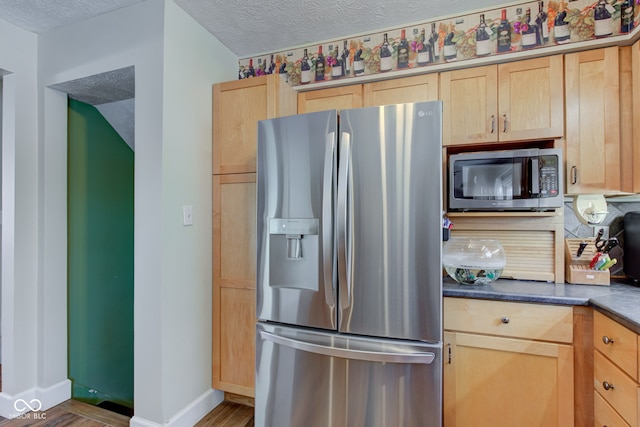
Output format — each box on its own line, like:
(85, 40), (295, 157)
(257, 110), (338, 330)
(338, 101), (443, 343)
(256, 322), (442, 427)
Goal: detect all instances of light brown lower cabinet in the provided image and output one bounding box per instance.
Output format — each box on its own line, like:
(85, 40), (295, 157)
(592, 311), (639, 427)
(594, 391), (631, 427)
(443, 298), (575, 427)
(212, 173), (257, 397)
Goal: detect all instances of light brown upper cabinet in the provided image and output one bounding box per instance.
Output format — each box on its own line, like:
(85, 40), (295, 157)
(297, 85), (363, 113)
(631, 40), (640, 192)
(440, 55), (564, 146)
(213, 75), (296, 174)
(565, 47), (622, 194)
(363, 74), (439, 107)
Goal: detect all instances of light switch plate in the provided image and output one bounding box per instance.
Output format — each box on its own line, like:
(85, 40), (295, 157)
(183, 205), (193, 226)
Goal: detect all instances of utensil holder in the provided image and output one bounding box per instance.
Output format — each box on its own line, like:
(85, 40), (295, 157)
(564, 238), (610, 286)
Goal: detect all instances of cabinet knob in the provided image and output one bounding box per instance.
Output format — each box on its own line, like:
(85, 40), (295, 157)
(602, 335), (614, 345)
(500, 316), (510, 324)
(602, 381), (614, 391)
(571, 166), (578, 185)
(502, 114), (508, 133)
(490, 115), (495, 134)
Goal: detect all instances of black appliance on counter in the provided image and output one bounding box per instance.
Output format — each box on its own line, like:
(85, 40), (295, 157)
(624, 211), (640, 281)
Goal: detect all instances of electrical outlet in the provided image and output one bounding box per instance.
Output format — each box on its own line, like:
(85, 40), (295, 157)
(592, 225), (609, 239)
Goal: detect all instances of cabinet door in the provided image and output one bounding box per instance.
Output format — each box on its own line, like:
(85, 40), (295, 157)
(594, 391), (631, 427)
(363, 74), (439, 107)
(498, 55), (564, 141)
(213, 76), (296, 174)
(297, 85), (363, 113)
(212, 173), (257, 397)
(594, 310), (638, 380)
(440, 65), (498, 146)
(594, 351), (638, 426)
(632, 41), (640, 192)
(444, 331), (574, 427)
(565, 48), (621, 194)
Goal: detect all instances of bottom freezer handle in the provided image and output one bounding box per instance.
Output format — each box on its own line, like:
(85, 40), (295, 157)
(260, 330), (436, 365)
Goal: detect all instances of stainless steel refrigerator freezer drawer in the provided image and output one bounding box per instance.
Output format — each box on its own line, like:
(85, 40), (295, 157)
(255, 322), (442, 427)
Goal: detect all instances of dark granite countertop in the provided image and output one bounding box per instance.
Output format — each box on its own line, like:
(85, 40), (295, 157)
(443, 277), (640, 334)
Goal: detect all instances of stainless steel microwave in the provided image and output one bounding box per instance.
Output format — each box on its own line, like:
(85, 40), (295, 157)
(448, 148), (563, 211)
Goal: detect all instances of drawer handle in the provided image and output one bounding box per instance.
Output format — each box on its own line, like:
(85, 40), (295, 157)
(602, 381), (614, 391)
(602, 336), (614, 345)
(500, 316), (510, 324)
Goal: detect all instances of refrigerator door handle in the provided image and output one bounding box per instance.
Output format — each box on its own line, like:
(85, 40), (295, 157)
(259, 330), (436, 364)
(322, 132), (336, 308)
(337, 132), (351, 311)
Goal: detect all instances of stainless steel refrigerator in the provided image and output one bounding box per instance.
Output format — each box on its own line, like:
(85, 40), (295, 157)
(256, 101), (443, 427)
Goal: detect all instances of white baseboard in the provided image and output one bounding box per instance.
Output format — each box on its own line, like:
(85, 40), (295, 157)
(0, 389), (37, 419)
(130, 416), (163, 427)
(130, 388), (223, 427)
(37, 379), (72, 411)
(0, 379), (71, 419)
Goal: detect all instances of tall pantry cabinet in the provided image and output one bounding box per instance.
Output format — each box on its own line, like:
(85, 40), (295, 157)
(212, 75), (297, 397)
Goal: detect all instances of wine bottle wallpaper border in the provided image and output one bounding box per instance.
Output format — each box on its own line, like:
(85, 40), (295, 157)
(238, 0), (639, 85)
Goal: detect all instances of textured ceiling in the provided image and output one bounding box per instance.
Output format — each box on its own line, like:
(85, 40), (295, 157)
(49, 67), (136, 150)
(0, 0), (144, 33)
(49, 66), (135, 105)
(175, 0), (507, 57)
(0, 0), (506, 57)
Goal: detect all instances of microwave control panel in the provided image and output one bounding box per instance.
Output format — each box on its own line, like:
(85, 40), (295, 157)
(538, 155), (559, 197)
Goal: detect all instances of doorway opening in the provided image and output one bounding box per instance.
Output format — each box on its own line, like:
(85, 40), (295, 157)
(51, 66), (135, 417)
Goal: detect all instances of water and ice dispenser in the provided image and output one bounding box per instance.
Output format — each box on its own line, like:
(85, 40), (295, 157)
(268, 218), (319, 291)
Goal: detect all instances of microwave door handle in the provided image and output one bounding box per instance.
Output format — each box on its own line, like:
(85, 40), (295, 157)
(322, 132), (336, 309)
(530, 158), (540, 196)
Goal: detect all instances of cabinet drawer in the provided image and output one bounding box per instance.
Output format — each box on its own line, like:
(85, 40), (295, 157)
(595, 390), (631, 427)
(444, 298), (573, 343)
(594, 311), (638, 381)
(594, 351), (638, 426)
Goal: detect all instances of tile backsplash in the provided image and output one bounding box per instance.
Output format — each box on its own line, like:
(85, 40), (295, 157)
(564, 198), (640, 277)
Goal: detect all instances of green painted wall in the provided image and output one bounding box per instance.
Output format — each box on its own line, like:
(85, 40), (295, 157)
(67, 99), (134, 409)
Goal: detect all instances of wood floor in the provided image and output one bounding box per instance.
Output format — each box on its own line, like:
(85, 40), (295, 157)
(195, 401), (254, 426)
(0, 399), (254, 426)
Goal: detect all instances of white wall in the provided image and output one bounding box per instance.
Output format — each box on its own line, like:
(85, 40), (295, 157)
(0, 77), (3, 364)
(0, 16), (39, 414)
(159, 0), (236, 423)
(36, 0), (237, 424)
